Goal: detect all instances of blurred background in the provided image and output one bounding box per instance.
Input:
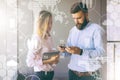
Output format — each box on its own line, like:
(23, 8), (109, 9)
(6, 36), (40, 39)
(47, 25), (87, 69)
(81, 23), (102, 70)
(0, 0), (109, 80)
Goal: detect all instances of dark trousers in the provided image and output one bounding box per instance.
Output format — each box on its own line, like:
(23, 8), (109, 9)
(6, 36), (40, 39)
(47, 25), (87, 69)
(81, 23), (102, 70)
(32, 71), (54, 80)
(69, 69), (98, 80)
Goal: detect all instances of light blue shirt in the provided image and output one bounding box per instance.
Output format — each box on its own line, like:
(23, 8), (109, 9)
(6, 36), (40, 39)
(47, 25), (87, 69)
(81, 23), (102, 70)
(66, 22), (106, 72)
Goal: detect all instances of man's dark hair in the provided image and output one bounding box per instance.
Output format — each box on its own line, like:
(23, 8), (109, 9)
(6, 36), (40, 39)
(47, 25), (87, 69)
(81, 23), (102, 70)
(70, 2), (88, 14)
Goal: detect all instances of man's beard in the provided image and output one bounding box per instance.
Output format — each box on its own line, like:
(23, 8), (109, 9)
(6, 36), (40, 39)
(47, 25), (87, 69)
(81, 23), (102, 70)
(76, 18), (88, 30)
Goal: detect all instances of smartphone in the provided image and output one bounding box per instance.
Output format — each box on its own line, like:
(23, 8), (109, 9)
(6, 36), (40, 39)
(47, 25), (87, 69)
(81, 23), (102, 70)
(59, 45), (66, 48)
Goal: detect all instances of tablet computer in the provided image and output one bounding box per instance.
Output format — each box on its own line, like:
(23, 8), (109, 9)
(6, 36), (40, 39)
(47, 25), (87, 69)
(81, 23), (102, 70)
(42, 51), (60, 60)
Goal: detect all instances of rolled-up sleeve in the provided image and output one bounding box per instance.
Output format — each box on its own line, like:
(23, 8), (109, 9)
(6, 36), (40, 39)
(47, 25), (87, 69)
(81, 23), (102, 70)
(83, 28), (106, 58)
(26, 50), (43, 67)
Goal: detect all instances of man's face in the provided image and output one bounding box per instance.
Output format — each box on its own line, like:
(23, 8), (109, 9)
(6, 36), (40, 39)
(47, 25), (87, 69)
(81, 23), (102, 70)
(72, 11), (88, 30)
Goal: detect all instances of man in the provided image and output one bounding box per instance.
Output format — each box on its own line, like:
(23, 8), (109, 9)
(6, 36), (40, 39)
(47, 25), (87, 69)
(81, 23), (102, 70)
(58, 2), (106, 80)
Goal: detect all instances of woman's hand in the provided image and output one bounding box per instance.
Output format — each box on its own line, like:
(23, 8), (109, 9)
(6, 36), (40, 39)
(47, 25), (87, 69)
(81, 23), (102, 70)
(49, 55), (59, 64)
(43, 54), (60, 65)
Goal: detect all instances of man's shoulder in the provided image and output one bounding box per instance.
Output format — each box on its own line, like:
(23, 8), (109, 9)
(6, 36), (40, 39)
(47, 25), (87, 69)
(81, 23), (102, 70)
(69, 26), (77, 32)
(89, 23), (100, 28)
(89, 23), (104, 31)
(68, 26), (78, 36)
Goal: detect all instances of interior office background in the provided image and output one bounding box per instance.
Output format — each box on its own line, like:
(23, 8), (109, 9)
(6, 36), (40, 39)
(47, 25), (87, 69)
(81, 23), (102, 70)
(1, 0), (119, 80)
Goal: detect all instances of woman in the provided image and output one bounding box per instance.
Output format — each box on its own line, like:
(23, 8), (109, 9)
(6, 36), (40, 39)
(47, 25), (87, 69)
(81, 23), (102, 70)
(26, 10), (59, 80)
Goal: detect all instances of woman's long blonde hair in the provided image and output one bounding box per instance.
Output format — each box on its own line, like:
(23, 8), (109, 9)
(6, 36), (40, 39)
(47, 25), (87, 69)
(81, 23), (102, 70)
(35, 10), (52, 39)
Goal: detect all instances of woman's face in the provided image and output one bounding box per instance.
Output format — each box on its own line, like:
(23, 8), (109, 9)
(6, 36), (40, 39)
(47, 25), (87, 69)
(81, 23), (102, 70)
(47, 17), (52, 33)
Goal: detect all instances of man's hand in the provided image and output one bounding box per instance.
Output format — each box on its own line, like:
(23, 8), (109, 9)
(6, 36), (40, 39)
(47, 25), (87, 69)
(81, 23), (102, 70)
(65, 46), (82, 55)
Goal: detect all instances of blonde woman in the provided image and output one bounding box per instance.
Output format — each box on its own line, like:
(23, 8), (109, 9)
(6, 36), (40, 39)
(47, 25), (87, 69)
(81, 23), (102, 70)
(26, 10), (59, 80)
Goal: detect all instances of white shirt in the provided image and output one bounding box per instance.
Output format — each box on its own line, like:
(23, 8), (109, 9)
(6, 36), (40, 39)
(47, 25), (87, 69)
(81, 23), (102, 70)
(26, 34), (55, 72)
(67, 22), (106, 72)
